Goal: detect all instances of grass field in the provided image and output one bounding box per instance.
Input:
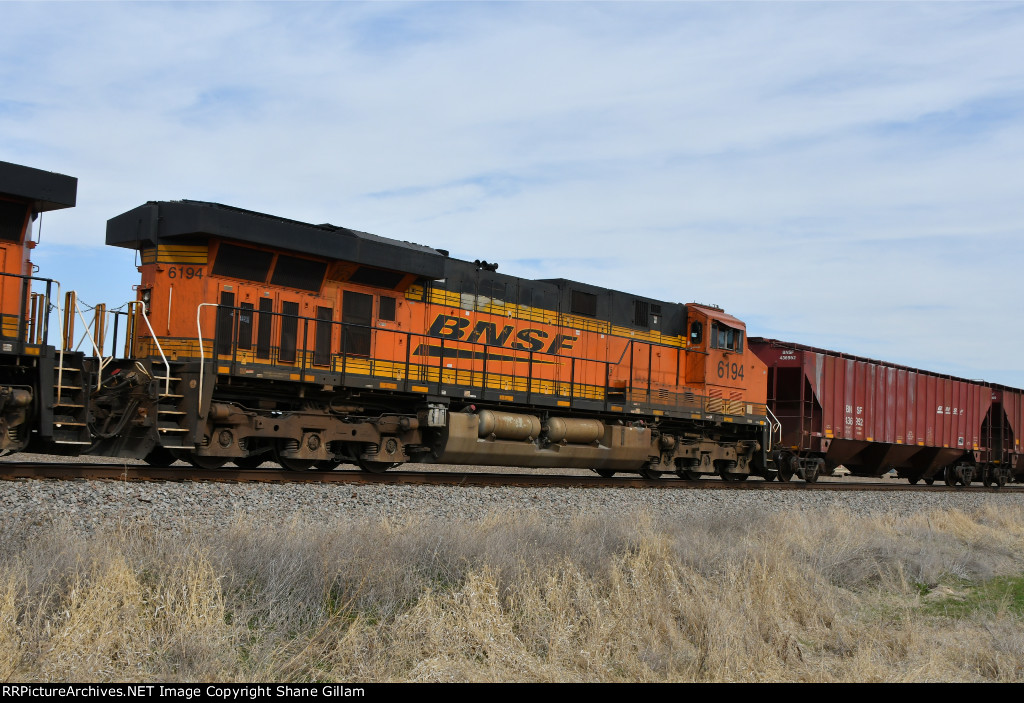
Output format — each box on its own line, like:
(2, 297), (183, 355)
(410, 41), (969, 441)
(2, 504), (1023, 682)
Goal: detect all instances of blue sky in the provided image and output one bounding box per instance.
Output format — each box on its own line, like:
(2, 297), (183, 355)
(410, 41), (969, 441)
(3, 1), (1023, 386)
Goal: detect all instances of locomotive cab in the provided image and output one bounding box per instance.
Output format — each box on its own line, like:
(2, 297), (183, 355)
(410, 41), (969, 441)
(685, 303), (767, 411)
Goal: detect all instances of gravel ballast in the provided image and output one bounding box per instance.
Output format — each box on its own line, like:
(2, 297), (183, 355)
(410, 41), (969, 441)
(2, 458), (1022, 533)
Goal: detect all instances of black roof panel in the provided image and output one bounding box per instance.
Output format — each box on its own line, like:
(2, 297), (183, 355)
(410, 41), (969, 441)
(106, 200), (445, 279)
(0, 161), (77, 212)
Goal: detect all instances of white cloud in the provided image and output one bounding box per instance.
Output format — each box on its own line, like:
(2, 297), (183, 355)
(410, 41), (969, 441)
(2, 1), (1022, 385)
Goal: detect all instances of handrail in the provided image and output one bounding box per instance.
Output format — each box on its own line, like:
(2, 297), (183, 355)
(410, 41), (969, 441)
(195, 302), (770, 421)
(53, 282), (64, 406)
(137, 305), (171, 396)
(72, 295), (106, 389)
(196, 302), (218, 419)
(0, 270), (60, 346)
(765, 406), (783, 451)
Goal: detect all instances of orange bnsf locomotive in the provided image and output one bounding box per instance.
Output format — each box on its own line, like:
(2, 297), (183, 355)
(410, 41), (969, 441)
(0, 161), (92, 454)
(90, 199), (774, 477)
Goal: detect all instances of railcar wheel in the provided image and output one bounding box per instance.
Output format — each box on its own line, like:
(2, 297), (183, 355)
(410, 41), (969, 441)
(315, 460), (342, 471)
(908, 477), (920, 485)
(924, 477), (935, 485)
(143, 447), (177, 468)
(804, 465), (820, 483)
(233, 456), (266, 469)
(721, 471), (748, 482)
(638, 465), (662, 479)
(763, 472), (777, 482)
(678, 469), (702, 480)
(189, 454), (227, 470)
(943, 466), (957, 487)
(594, 469), (617, 478)
(775, 452), (798, 483)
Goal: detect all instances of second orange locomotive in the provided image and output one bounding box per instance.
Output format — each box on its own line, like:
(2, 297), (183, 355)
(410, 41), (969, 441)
(94, 199), (772, 477)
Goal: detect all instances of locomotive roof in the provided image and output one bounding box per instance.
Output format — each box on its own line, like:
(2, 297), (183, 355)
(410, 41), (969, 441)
(0, 161), (77, 212)
(106, 200), (446, 280)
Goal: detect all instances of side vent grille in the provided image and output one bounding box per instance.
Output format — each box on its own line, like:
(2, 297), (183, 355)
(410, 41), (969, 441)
(634, 300), (649, 327)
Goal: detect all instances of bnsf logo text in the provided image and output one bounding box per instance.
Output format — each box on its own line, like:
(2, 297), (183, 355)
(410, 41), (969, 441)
(427, 314), (577, 355)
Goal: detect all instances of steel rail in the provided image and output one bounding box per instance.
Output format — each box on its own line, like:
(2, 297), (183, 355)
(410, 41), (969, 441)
(0, 462), (1021, 493)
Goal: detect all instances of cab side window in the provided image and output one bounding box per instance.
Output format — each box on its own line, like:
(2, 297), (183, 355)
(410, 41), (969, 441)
(709, 321), (743, 352)
(689, 320), (703, 345)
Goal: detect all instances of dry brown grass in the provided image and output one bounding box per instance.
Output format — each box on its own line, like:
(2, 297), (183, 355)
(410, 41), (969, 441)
(2, 504), (1023, 682)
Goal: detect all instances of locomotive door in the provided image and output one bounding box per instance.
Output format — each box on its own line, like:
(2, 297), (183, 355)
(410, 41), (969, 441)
(278, 297), (301, 364)
(255, 296), (273, 360)
(341, 291), (373, 359)
(215, 290), (235, 356)
(313, 305), (333, 368)
(684, 309), (707, 384)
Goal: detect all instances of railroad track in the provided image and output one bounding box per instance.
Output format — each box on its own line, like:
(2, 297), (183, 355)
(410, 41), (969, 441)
(0, 462), (1020, 493)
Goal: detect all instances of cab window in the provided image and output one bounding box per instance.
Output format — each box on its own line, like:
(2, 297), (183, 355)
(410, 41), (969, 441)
(709, 321), (743, 352)
(689, 320), (703, 345)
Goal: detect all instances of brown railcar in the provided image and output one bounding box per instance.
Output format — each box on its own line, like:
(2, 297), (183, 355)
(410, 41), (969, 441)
(749, 337), (1018, 486)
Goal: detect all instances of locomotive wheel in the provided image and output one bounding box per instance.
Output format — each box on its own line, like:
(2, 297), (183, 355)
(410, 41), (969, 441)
(143, 446), (178, 468)
(273, 439), (315, 471)
(678, 469), (701, 481)
(594, 469), (617, 478)
(359, 460), (398, 474)
(189, 454), (227, 470)
(233, 456), (266, 469)
(638, 466), (662, 479)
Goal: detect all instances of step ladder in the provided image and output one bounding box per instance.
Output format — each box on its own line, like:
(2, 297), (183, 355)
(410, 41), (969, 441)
(51, 361), (91, 446)
(153, 368), (191, 448)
